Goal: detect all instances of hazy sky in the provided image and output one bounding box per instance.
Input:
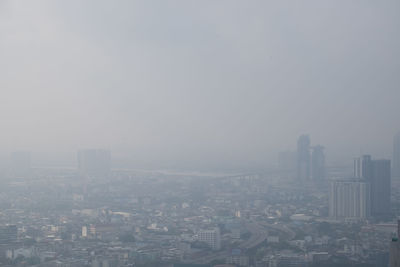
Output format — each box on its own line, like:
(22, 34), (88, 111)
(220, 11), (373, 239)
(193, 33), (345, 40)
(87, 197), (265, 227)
(1, 1), (399, 169)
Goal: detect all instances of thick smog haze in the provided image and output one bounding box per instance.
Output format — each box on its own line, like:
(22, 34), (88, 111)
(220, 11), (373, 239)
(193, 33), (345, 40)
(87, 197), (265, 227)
(1, 1), (399, 169)
(2, 2), (400, 267)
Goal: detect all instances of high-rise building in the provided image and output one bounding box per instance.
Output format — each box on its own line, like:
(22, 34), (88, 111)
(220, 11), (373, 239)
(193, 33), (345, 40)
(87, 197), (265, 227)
(198, 228), (221, 251)
(393, 132), (400, 180)
(354, 155), (372, 179)
(311, 145), (325, 180)
(297, 135), (311, 180)
(329, 180), (370, 219)
(354, 155), (391, 217)
(370, 159), (391, 217)
(78, 149), (111, 177)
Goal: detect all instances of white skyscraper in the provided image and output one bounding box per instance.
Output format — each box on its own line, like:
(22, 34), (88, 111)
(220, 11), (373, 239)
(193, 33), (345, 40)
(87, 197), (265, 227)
(329, 180), (370, 219)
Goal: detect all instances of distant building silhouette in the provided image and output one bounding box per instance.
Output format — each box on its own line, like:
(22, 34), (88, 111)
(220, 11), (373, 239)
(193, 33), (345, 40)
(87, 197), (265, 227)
(311, 145), (325, 180)
(78, 149), (111, 177)
(297, 135), (311, 180)
(393, 132), (400, 179)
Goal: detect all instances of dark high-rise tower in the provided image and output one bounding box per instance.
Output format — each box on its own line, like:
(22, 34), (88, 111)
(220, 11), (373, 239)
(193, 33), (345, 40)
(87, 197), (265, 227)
(311, 145), (325, 180)
(370, 159), (391, 217)
(393, 132), (400, 179)
(297, 135), (310, 180)
(353, 155), (390, 218)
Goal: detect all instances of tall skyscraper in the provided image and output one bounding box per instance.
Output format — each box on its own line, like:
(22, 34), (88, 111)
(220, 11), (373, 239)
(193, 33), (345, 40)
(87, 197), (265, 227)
(354, 155), (372, 179)
(311, 145), (325, 180)
(78, 149), (111, 177)
(354, 155), (391, 217)
(329, 180), (370, 219)
(370, 159), (391, 217)
(297, 135), (310, 180)
(393, 132), (400, 180)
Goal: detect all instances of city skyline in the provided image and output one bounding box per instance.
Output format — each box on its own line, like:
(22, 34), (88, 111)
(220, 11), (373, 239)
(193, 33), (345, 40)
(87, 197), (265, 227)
(1, 1), (400, 170)
(0, 132), (397, 171)
(0, 1), (399, 266)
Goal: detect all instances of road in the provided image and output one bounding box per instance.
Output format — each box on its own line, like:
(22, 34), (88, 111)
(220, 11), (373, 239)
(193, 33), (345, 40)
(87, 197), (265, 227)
(185, 220), (294, 264)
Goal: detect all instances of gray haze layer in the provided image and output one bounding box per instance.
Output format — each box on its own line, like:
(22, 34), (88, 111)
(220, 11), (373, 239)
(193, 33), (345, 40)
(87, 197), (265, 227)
(1, 1), (399, 169)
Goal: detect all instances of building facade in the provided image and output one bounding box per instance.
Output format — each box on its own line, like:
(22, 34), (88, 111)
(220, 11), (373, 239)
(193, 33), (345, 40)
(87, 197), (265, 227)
(311, 145), (325, 180)
(353, 155), (391, 217)
(0, 225), (18, 244)
(297, 135), (311, 180)
(393, 132), (400, 180)
(354, 155), (372, 179)
(198, 228), (221, 251)
(370, 159), (391, 217)
(329, 180), (370, 219)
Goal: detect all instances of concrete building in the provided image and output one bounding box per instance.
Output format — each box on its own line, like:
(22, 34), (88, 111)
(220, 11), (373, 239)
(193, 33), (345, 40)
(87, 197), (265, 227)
(354, 155), (372, 179)
(311, 145), (325, 180)
(354, 155), (391, 217)
(0, 225), (18, 244)
(329, 180), (370, 219)
(198, 228), (221, 251)
(393, 132), (400, 180)
(297, 135), (311, 180)
(370, 159), (391, 217)
(82, 226), (87, 238)
(226, 255), (249, 266)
